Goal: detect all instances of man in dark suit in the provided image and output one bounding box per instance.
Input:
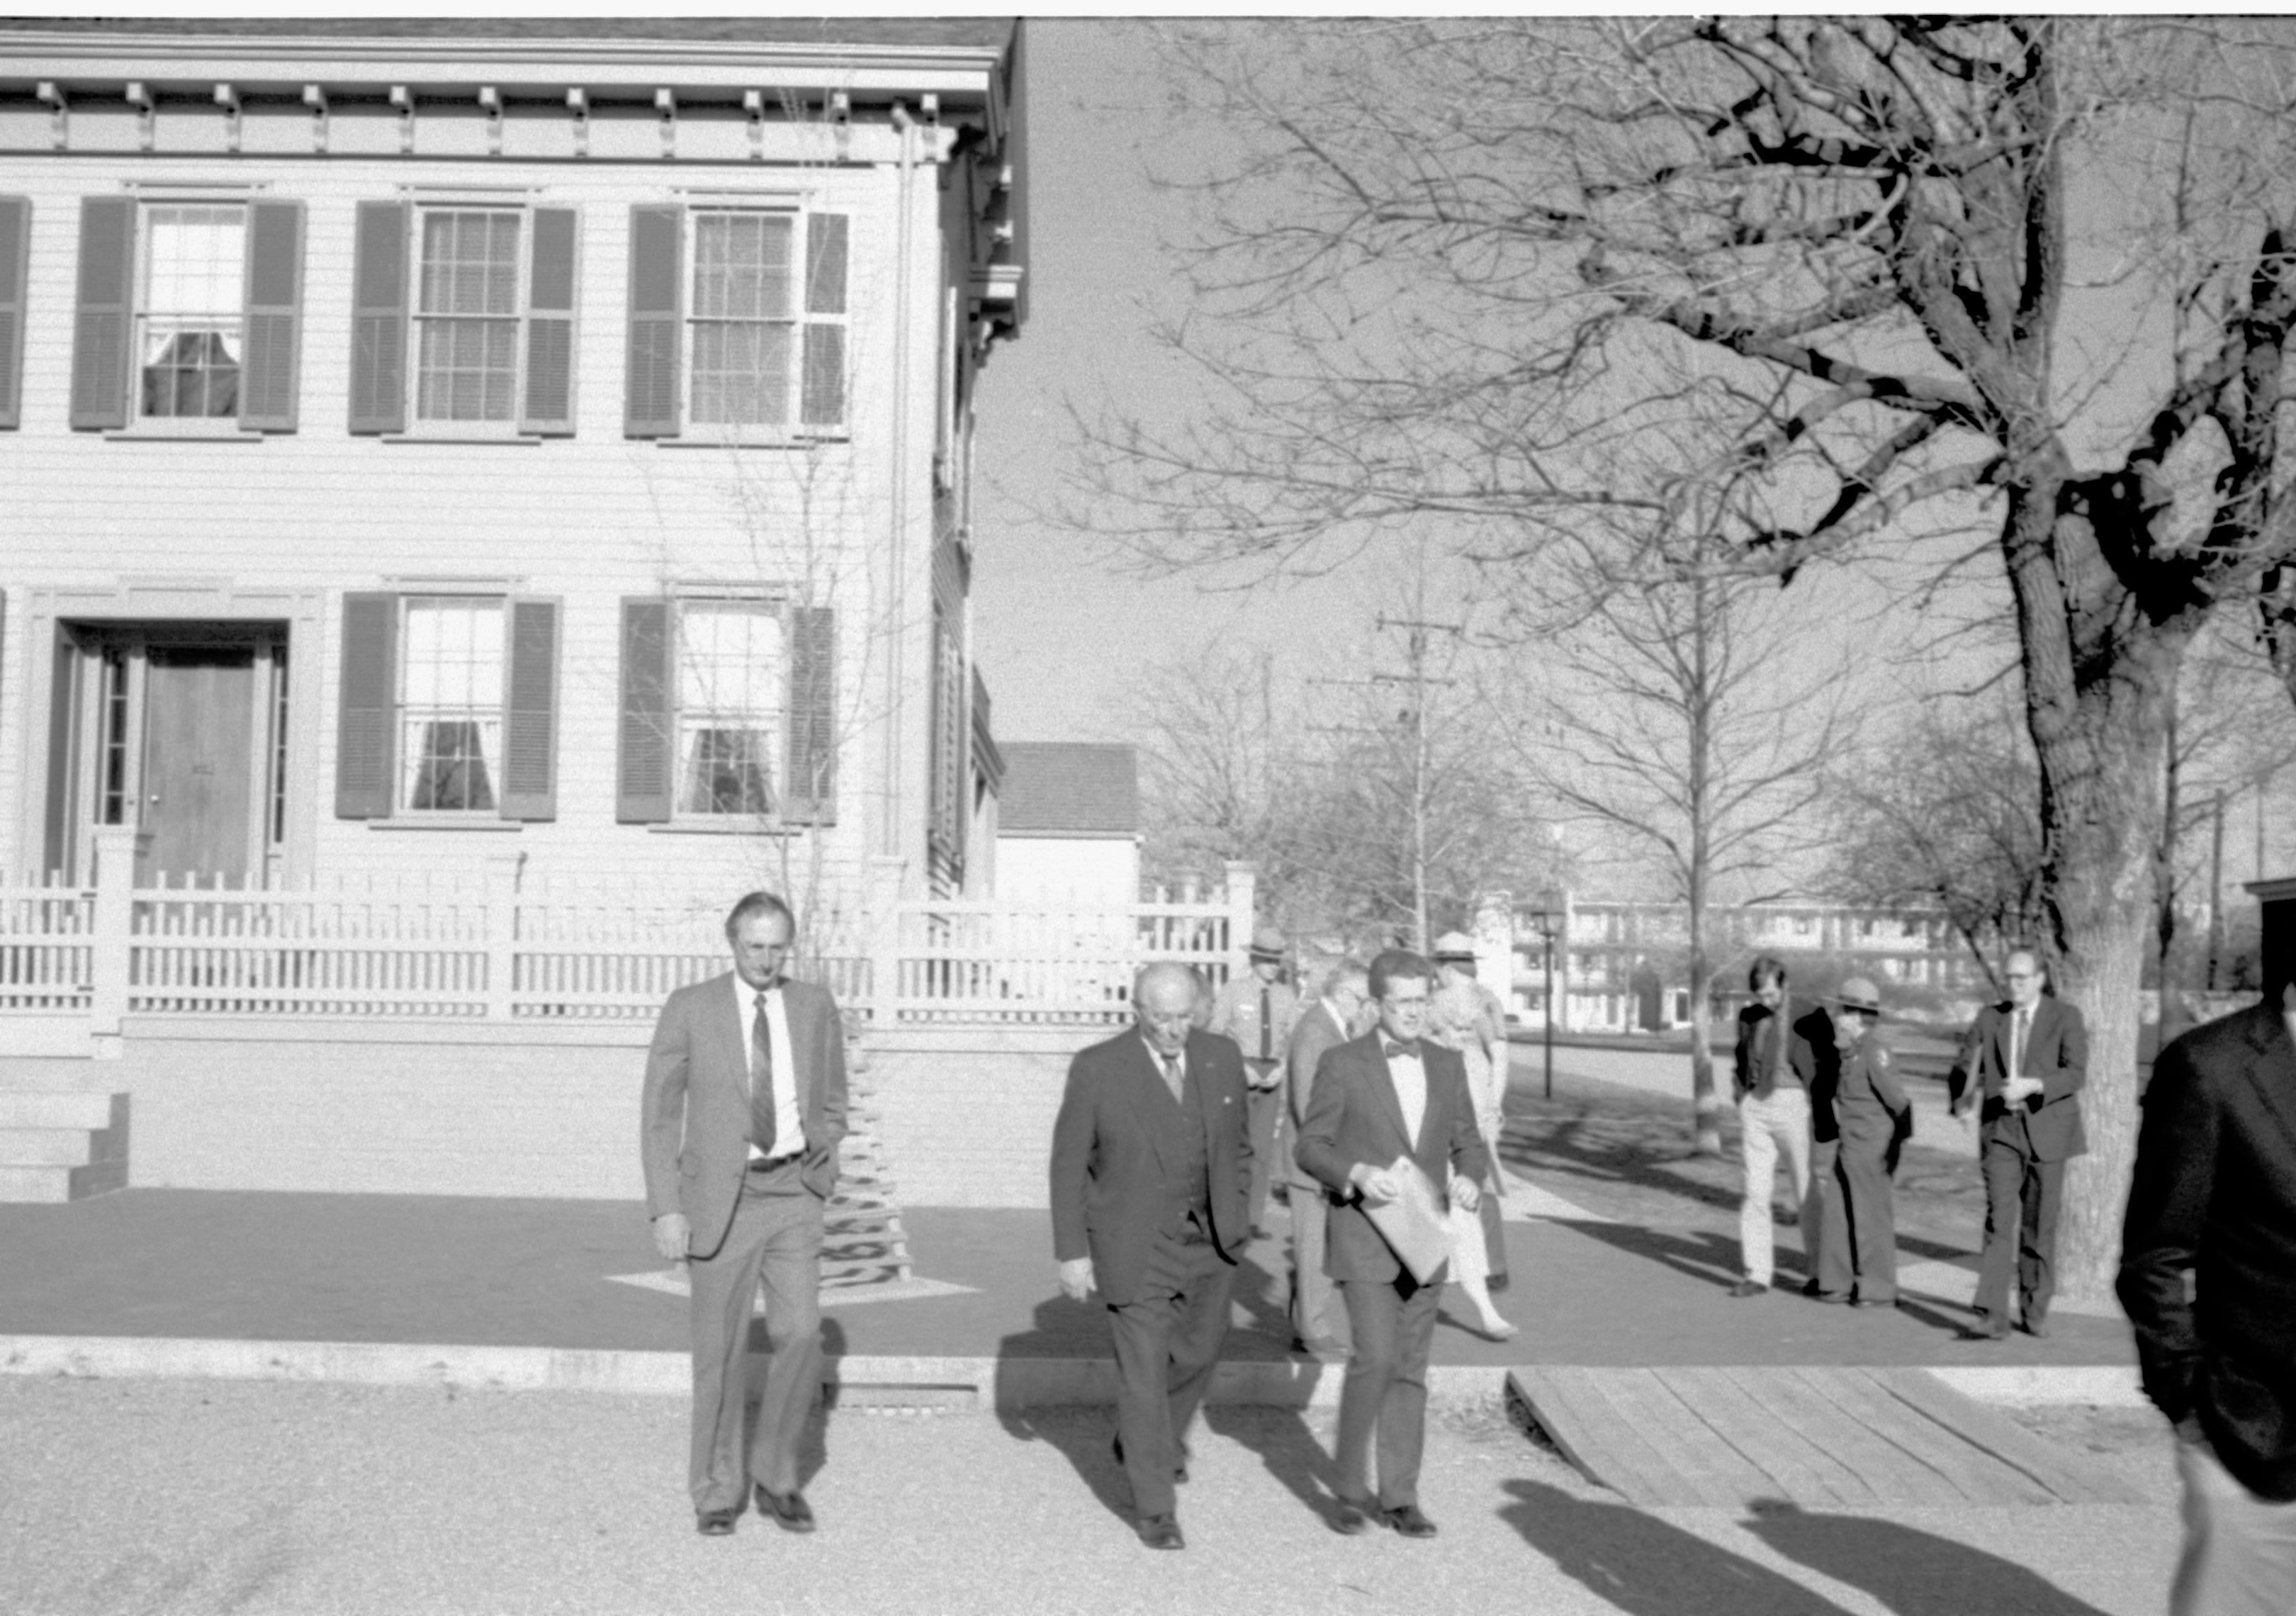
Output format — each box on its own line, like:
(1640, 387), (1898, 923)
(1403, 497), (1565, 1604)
(1285, 957), (1368, 1355)
(1050, 959), (1253, 1552)
(640, 891), (848, 1538)
(1296, 948), (1490, 1539)
(1947, 948), (2088, 1340)
(1728, 955), (1836, 1299)
(2120, 977), (2296, 1614)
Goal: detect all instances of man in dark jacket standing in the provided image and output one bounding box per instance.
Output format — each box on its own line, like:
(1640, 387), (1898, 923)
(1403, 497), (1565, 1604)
(1050, 960), (1253, 1552)
(1948, 948), (2088, 1340)
(2120, 980), (2296, 1616)
(1811, 977), (1910, 1309)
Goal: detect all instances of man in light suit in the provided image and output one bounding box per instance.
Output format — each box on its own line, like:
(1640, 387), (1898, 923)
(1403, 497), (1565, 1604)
(1286, 957), (1368, 1356)
(2121, 977), (2296, 1616)
(1296, 948), (1490, 1539)
(641, 891), (848, 1538)
(1947, 948), (2088, 1340)
(1050, 960), (1254, 1552)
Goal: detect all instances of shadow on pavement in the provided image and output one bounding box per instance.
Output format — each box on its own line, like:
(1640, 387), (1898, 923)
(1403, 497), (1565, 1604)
(993, 1296), (1130, 1524)
(1202, 1398), (1340, 1526)
(1497, 1478), (1854, 1616)
(1742, 1499), (2114, 1616)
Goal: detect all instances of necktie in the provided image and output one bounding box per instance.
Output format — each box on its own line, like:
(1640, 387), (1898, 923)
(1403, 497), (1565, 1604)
(2010, 1007), (2028, 1084)
(1259, 985), (1273, 1062)
(1383, 1038), (1419, 1060)
(750, 994), (777, 1154)
(1161, 1053), (1186, 1104)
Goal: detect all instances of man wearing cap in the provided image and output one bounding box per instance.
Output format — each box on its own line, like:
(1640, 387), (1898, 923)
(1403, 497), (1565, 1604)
(1727, 956), (1837, 1299)
(1811, 976), (1912, 1308)
(1210, 925), (1300, 1236)
(1947, 948), (2088, 1341)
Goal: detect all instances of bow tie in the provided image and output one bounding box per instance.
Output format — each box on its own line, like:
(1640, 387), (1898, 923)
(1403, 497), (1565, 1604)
(1382, 1038), (1422, 1060)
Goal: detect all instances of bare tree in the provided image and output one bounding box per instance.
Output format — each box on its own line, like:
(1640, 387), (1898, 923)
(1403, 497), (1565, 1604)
(1075, 17), (2296, 1303)
(1130, 644), (1305, 907)
(1510, 534), (1855, 1154)
(1828, 690), (2047, 998)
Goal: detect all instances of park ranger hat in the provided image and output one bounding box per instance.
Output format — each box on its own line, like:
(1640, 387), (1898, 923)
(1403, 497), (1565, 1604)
(1431, 931), (1478, 963)
(1833, 977), (1884, 1016)
(1248, 924), (1288, 959)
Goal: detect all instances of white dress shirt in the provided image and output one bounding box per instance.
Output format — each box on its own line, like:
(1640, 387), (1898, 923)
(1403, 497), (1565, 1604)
(1384, 1040), (1427, 1150)
(733, 975), (803, 1162)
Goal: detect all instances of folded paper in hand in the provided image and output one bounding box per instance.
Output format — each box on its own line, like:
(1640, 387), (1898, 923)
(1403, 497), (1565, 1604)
(1363, 1155), (1451, 1284)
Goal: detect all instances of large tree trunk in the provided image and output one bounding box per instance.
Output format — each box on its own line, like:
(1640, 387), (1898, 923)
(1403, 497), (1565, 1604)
(2020, 479), (2195, 1308)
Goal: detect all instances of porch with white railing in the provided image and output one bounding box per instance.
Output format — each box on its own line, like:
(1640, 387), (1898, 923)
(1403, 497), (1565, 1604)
(0, 830), (1256, 1050)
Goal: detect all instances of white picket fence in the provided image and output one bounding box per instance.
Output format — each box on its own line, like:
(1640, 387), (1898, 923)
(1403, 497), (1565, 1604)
(0, 838), (1253, 1039)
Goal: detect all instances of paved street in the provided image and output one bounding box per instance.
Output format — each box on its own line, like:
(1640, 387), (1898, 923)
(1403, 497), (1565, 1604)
(1, 1377), (2177, 1616)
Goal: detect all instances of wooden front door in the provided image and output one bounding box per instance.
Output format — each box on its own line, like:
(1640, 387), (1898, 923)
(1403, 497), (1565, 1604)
(137, 646), (258, 884)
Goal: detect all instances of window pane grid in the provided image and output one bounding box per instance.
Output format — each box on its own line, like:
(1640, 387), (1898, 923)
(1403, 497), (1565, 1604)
(140, 205), (245, 420)
(401, 600), (504, 813)
(676, 604), (780, 815)
(415, 210), (522, 424)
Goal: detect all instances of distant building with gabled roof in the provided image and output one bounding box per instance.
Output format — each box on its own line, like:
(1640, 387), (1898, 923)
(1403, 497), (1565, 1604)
(994, 741), (1137, 902)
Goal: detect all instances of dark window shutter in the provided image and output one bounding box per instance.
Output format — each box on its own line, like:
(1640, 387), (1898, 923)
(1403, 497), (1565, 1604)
(617, 597), (673, 823)
(521, 207), (576, 437)
(500, 597), (559, 821)
(238, 200), (304, 432)
(335, 593), (399, 819)
(806, 213), (848, 314)
(624, 205), (682, 439)
(782, 605), (837, 826)
(348, 201), (408, 434)
(0, 198), (27, 430)
(800, 325), (845, 428)
(69, 197), (134, 431)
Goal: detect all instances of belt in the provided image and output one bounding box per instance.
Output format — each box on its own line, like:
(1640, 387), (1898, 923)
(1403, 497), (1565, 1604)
(747, 1150), (805, 1172)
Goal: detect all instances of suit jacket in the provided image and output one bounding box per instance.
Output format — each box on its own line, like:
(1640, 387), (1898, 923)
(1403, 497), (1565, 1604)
(1732, 995), (1838, 1128)
(1947, 996), (2088, 1160)
(638, 971), (849, 1261)
(1286, 999), (1352, 1189)
(1295, 1031), (1492, 1284)
(2119, 1003), (2296, 1502)
(1049, 1027), (1253, 1306)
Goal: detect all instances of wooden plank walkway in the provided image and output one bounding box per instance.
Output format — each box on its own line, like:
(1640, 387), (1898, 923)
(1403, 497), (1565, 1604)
(1509, 1366), (2153, 1510)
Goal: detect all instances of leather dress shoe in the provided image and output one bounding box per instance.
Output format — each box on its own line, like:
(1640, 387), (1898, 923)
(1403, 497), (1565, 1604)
(695, 1508), (738, 1537)
(1960, 1313), (2013, 1342)
(1113, 1432), (1187, 1483)
(1382, 1504), (1439, 1538)
(1330, 1496), (1375, 1535)
(2019, 1314), (2052, 1339)
(1137, 1513), (1185, 1550)
(754, 1486), (816, 1533)
(1728, 1279), (1767, 1298)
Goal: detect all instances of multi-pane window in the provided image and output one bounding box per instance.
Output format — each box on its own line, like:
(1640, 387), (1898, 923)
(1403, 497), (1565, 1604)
(400, 599), (504, 813)
(675, 603), (782, 816)
(687, 210), (848, 432)
(415, 210), (522, 423)
(139, 205), (244, 419)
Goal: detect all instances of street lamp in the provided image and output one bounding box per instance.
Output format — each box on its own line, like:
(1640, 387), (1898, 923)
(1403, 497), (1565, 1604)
(1525, 901), (1565, 1100)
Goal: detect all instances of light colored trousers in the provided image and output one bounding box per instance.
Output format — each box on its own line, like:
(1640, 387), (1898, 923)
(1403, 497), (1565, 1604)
(2173, 1434), (2296, 1616)
(1737, 1087), (1813, 1287)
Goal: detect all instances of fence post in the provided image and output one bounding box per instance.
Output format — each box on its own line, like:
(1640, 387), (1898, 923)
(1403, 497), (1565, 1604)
(483, 852), (523, 1021)
(866, 855), (906, 1027)
(87, 825), (147, 1043)
(1222, 860), (1257, 987)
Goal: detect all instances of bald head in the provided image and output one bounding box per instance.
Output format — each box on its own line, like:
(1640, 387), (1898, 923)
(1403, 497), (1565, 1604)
(1134, 962), (1199, 1056)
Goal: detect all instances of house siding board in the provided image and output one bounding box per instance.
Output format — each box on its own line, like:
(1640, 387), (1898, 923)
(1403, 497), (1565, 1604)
(0, 143), (945, 908)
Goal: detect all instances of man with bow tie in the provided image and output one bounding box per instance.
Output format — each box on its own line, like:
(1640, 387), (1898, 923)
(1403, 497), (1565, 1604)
(1295, 948), (1491, 1539)
(1050, 959), (1254, 1552)
(1947, 948), (2089, 1340)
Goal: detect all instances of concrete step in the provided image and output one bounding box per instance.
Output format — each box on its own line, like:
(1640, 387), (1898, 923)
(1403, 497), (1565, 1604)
(0, 1128), (94, 1166)
(0, 1157), (125, 1202)
(0, 1057), (113, 1093)
(0, 1091), (116, 1129)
